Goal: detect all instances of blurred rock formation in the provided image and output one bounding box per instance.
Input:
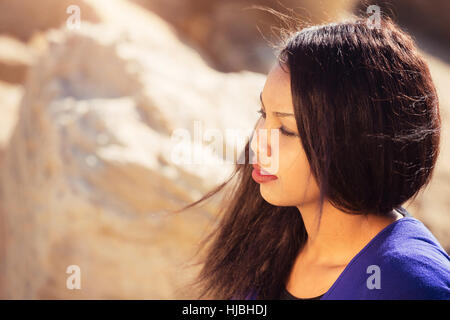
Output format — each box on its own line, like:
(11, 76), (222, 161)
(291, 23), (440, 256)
(0, 0), (263, 299)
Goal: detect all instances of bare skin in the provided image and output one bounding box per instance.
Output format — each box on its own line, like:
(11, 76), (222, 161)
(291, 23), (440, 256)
(250, 62), (404, 298)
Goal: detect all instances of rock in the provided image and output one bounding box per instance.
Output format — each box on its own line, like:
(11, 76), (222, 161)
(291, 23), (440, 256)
(0, 36), (34, 84)
(131, 0), (358, 73)
(0, 81), (23, 297)
(354, 0), (450, 59)
(0, 81), (23, 148)
(0, 1), (264, 299)
(0, 0), (101, 41)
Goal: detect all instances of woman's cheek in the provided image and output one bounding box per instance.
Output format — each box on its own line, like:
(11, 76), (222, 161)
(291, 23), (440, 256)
(277, 138), (313, 199)
(277, 137), (302, 174)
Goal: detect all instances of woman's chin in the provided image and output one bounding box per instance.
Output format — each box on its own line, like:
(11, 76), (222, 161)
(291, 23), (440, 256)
(259, 183), (286, 206)
(259, 183), (312, 207)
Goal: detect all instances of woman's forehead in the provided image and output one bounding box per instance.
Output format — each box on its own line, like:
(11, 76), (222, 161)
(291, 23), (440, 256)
(262, 64), (293, 112)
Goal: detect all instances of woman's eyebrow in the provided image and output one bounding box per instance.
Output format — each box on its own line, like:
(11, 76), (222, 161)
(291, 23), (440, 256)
(259, 92), (295, 117)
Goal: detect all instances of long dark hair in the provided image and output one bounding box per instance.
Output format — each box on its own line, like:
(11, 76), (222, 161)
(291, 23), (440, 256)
(172, 14), (441, 300)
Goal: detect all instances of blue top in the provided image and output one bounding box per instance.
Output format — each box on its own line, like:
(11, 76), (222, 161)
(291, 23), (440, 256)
(244, 209), (450, 300)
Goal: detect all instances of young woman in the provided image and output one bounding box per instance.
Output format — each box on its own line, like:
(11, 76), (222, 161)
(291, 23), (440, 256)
(174, 16), (450, 299)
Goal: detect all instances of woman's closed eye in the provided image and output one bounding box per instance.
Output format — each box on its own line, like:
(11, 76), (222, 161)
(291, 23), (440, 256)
(257, 108), (297, 137)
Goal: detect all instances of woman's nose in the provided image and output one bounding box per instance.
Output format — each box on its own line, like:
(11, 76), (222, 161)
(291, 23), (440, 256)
(250, 122), (272, 163)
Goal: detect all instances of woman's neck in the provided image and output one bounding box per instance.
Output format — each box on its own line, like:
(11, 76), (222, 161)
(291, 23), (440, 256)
(296, 201), (404, 266)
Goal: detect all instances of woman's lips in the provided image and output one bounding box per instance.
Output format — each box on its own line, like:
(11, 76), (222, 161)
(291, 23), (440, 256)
(251, 163), (278, 183)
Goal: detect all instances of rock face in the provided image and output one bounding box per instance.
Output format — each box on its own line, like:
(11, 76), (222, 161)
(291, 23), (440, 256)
(0, 0), (263, 299)
(131, 0), (358, 73)
(354, 0), (450, 58)
(0, 36), (34, 84)
(0, 0), (101, 41)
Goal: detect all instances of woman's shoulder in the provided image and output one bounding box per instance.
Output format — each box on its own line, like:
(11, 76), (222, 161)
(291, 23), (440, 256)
(323, 216), (450, 299)
(359, 216), (450, 299)
(378, 217), (450, 299)
(377, 216), (449, 264)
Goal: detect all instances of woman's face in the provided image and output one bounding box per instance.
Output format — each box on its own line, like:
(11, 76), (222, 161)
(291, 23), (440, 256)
(250, 63), (321, 207)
